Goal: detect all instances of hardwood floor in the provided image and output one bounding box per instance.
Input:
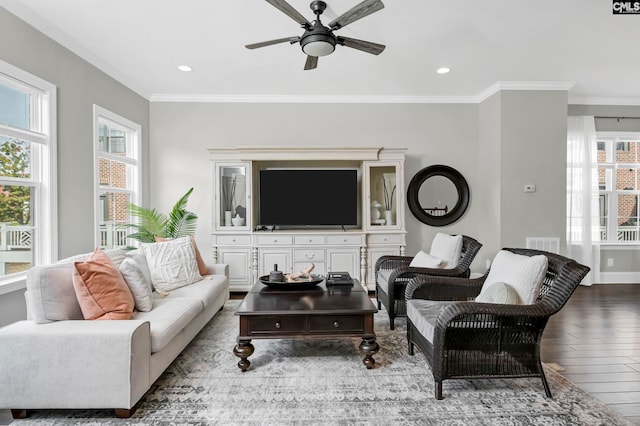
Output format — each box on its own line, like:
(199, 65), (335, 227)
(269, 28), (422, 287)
(1, 284), (638, 425)
(541, 284), (640, 425)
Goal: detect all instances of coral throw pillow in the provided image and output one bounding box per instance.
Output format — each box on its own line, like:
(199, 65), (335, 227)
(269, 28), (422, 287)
(72, 248), (135, 320)
(155, 235), (208, 276)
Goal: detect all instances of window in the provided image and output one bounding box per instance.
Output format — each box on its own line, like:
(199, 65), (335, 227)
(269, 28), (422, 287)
(93, 106), (141, 249)
(0, 60), (56, 286)
(597, 132), (640, 243)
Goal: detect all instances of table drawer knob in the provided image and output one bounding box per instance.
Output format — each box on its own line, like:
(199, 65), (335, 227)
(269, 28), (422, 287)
(275, 322), (281, 329)
(333, 321), (339, 328)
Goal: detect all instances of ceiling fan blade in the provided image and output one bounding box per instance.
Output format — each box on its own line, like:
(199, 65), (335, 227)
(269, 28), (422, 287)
(304, 55), (318, 70)
(328, 0), (384, 30)
(246, 37), (300, 49)
(337, 36), (385, 55)
(265, 0), (311, 27)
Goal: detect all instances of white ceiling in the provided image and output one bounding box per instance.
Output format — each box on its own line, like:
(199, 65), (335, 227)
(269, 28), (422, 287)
(3, 0), (640, 103)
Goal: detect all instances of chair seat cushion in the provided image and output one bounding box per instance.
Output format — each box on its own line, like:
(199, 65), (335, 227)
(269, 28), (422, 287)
(407, 299), (457, 343)
(377, 269), (393, 293)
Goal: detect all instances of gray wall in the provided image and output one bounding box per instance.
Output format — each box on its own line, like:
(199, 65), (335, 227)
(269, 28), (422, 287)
(0, 8), (150, 326)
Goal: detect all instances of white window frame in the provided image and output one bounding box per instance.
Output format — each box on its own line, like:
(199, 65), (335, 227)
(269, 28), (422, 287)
(597, 131), (640, 245)
(0, 59), (57, 293)
(92, 105), (141, 248)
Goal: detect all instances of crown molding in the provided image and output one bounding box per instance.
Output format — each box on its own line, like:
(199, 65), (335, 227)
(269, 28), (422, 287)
(148, 94), (480, 103)
(477, 81), (576, 102)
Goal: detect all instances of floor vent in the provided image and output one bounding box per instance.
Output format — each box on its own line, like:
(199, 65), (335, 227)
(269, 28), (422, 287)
(526, 237), (560, 254)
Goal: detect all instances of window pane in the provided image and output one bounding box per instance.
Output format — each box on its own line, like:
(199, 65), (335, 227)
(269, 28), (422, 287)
(615, 141), (639, 163)
(99, 191), (129, 249)
(617, 193), (639, 242)
(0, 83), (30, 130)
(0, 184), (34, 275)
(99, 157), (129, 189)
(109, 128), (126, 154)
(0, 136), (31, 179)
(616, 168), (636, 190)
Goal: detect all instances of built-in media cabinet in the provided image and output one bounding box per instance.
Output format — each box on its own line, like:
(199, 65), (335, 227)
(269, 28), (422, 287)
(208, 146), (407, 291)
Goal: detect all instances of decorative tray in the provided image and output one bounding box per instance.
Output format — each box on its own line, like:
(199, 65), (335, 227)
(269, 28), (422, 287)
(259, 274), (324, 289)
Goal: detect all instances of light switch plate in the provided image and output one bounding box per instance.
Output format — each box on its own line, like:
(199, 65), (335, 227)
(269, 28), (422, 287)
(524, 184), (536, 193)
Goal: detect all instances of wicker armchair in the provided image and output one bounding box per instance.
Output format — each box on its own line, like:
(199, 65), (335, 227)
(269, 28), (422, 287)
(375, 235), (482, 330)
(405, 248), (590, 400)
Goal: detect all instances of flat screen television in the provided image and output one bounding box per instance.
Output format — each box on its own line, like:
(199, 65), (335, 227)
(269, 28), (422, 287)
(259, 169), (358, 227)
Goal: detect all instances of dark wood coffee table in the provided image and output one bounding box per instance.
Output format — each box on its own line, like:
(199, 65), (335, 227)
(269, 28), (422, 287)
(233, 279), (379, 371)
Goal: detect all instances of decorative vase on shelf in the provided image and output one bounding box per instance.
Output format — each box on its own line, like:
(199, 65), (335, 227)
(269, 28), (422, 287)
(224, 210), (232, 226)
(231, 214), (245, 226)
(385, 209), (393, 226)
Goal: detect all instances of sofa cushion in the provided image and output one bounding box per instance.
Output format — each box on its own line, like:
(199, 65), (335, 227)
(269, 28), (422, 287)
(72, 249), (135, 320)
(119, 257), (154, 312)
(27, 263), (84, 324)
(480, 250), (548, 304)
(141, 236), (202, 292)
(133, 297), (202, 353)
(407, 299), (456, 343)
(167, 275), (228, 309)
(430, 233), (463, 269)
(376, 269), (393, 293)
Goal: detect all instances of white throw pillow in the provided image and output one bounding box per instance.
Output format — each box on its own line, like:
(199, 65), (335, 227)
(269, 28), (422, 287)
(475, 281), (518, 304)
(409, 250), (443, 268)
(480, 250), (548, 305)
(429, 233), (463, 268)
(119, 257), (153, 312)
(141, 236), (202, 292)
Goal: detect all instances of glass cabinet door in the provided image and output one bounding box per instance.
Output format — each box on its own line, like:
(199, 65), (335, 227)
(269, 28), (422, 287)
(215, 162), (250, 231)
(364, 162), (403, 230)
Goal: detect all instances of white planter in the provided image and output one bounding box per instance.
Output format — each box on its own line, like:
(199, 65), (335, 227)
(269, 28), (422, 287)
(224, 210), (232, 226)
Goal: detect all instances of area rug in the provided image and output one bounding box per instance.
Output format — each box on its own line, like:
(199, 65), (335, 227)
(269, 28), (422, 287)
(15, 300), (631, 425)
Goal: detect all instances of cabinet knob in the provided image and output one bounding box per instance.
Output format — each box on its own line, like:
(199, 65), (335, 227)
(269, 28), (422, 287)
(308, 239), (313, 243)
(232, 239), (236, 242)
(275, 322), (281, 329)
(305, 254), (315, 259)
(343, 238), (347, 242)
(274, 239), (278, 243)
(383, 237), (387, 241)
(333, 321), (339, 328)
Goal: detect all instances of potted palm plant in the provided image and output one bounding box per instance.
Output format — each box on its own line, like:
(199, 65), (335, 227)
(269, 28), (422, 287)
(126, 187), (198, 243)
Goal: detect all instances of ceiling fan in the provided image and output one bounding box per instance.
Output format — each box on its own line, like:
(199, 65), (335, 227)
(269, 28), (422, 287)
(246, 0), (385, 70)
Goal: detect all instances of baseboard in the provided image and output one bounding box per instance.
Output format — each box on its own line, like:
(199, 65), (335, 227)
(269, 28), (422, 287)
(597, 272), (640, 284)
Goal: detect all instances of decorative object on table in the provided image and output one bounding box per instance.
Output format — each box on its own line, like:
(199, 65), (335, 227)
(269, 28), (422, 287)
(126, 187), (197, 243)
(222, 174), (237, 226)
(286, 263), (316, 282)
(268, 264), (284, 282)
(371, 200), (384, 224)
(382, 175), (396, 226)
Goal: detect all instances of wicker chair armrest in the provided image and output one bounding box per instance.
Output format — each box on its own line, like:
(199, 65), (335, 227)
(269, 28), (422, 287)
(375, 255), (413, 272)
(405, 274), (486, 301)
(437, 301), (551, 327)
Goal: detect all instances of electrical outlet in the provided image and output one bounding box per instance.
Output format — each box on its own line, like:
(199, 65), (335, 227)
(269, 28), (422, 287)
(607, 258), (614, 267)
(524, 184), (536, 193)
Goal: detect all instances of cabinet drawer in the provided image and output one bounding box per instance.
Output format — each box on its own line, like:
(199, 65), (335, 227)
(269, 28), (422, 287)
(367, 234), (404, 245)
(256, 235), (294, 245)
(294, 235), (326, 245)
(294, 249), (325, 262)
(247, 316), (306, 334)
(216, 235), (251, 245)
(308, 315), (364, 333)
(326, 234), (362, 245)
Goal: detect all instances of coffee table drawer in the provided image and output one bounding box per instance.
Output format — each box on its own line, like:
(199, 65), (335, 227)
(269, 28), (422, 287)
(247, 316), (306, 334)
(308, 315), (364, 333)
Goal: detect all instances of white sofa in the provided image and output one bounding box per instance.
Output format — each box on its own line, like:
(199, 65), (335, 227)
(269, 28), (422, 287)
(0, 249), (229, 419)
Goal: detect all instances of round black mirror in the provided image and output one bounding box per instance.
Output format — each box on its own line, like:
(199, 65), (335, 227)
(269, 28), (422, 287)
(407, 165), (470, 226)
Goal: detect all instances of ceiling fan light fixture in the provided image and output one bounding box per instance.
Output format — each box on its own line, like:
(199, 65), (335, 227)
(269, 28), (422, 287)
(301, 33), (336, 57)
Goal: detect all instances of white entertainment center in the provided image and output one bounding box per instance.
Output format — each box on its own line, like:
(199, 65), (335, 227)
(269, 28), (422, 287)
(208, 146), (407, 291)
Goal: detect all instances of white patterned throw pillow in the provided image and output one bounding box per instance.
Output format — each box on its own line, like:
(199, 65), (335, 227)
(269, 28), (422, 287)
(141, 236), (202, 292)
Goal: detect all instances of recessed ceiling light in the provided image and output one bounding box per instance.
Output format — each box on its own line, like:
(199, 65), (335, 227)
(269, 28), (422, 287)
(178, 65), (192, 72)
(436, 67), (451, 74)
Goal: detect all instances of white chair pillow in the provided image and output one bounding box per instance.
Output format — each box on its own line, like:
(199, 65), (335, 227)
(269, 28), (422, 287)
(479, 250), (548, 305)
(429, 233), (463, 269)
(475, 281), (518, 304)
(409, 250), (443, 268)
